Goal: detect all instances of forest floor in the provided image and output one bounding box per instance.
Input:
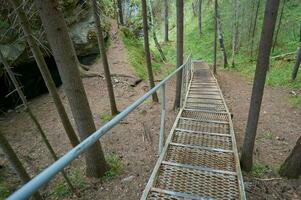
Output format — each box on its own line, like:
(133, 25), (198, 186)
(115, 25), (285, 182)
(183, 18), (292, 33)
(218, 70), (301, 200)
(0, 22), (176, 199)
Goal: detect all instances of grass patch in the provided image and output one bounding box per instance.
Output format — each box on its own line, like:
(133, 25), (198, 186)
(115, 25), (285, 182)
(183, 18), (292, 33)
(52, 182), (70, 198)
(103, 154), (123, 181)
(251, 163), (270, 177)
(120, 28), (162, 79)
(0, 174), (9, 200)
(100, 113), (113, 123)
(288, 95), (301, 107)
(52, 169), (87, 198)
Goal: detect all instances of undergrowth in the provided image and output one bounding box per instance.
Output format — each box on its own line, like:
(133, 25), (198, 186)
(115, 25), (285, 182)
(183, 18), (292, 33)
(120, 28), (162, 79)
(103, 154), (123, 181)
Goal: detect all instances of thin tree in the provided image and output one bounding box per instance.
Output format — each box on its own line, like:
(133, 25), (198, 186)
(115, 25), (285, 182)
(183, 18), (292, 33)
(240, 0), (280, 172)
(247, 0), (256, 41)
(198, 0), (202, 34)
(8, 0), (80, 148)
(117, 0), (124, 25)
(164, 0), (169, 42)
(250, 0), (261, 58)
(216, 3), (228, 68)
(141, 0), (158, 102)
(0, 131), (42, 200)
(272, 0), (286, 53)
(0, 50), (75, 193)
(148, 0), (166, 62)
(279, 136), (301, 178)
(291, 43), (301, 80)
(34, 0), (108, 177)
(213, 0), (217, 74)
(174, 0), (184, 109)
(231, 0), (239, 67)
(92, 0), (119, 115)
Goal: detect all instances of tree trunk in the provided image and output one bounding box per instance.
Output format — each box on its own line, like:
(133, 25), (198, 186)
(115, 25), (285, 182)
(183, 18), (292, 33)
(240, 0), (280, 172)
(0, 131), (42, 200)
(231, 0), (239, 67)
(250, 0), (261, 58)
(291, 43), (301, 80)
(34, 0), (108, 178)
(8, 0), (80, 148)
(272, 0), (286, 53)
(164, 0), (169, 42)
(174, 0), (184, 109)
(247, 0), (256, 41)
(92, 0), (119, 115)
(0, 50), (74, 192)
(198, 0), (202, 34)
(117, 0), (124, 25)
(141, 0), (158, 102)
(216, 5), (228, 68)
(213, 0), (217, 74)
(279, 136), (301, 178)
(148, 0), (166, 62)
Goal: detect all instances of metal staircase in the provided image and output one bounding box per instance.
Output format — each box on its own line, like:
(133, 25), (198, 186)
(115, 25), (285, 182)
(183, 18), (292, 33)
(141, 61), (246, 200)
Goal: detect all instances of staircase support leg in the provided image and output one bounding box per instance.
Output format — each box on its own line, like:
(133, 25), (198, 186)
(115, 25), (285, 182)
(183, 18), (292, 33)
(159, 84), (166, 154)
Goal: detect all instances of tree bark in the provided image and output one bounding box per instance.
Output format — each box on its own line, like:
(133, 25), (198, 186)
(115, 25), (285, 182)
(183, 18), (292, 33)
(148, 0), (166, 62)
(141, 0), (158, 102)
(272, 0), (286, 53)
(0, 50), (74, 192)
(34, 0), (108, 178)
(198, 0), (202, 34)
(8, 0), (79, 148)
(164, 0), (169, 42)
(291, 43), (301, 80)
(250, 0), (261, 58)
(213, 0), (217, 74)
(216, 5), (228, 68)
(240, 0), (280, 172)
(279, 136), (301, 178)
(174, 0), (184, 109)
(92, 0), (119, 115)
(231, 0), (239, 67)
(117, 0), (124, 25)
(0, 131), (42, 200)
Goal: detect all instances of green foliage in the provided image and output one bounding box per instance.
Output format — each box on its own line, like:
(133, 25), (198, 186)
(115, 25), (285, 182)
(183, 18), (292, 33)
(251, 163), (270, 177)
(69, 169), (87, 189)
(0, 19), (9, 29)
(121, 28), (161, 79)
(100, 113), (113, 123)
(288, 95), (301, 108)
(103, 154), (123, 181)
(0, 174), (9, 200)
(51, 169), (87, 198)
(52, 182), (70, 198)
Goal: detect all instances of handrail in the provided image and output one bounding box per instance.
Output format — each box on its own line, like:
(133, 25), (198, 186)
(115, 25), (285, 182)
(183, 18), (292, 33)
(7, 53), (192, 200)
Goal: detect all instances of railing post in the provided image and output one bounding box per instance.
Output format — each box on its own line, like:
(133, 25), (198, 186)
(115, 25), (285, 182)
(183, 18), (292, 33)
(159, 84), (166, 154)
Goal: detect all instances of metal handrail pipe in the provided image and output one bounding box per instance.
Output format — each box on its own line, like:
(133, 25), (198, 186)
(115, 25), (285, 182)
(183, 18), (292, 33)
(7, 53), (192, 200)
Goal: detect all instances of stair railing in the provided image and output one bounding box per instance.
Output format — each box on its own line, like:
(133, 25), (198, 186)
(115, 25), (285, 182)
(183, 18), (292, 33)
(7, 53), (192, 200)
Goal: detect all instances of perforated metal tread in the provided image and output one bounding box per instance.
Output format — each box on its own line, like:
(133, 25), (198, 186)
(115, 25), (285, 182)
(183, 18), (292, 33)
(141, 61), (246, 200)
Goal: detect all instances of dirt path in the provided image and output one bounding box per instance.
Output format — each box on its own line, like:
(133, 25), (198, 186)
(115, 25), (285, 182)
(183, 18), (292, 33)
(217, 70), (301, 200)
(0, 22), (177, 199)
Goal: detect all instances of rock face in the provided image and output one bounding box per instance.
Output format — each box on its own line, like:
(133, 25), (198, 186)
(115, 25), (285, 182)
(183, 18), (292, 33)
(69, 10), (99, 57)
(0, 8), (106, 64)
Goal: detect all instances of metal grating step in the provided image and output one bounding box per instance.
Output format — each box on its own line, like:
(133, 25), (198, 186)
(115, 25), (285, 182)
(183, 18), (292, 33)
(185, 103), (226, 112)
(165, 145), (235, 171)
(182, 109), (229, 121)
(154, 164), (240, 200)
(177, 118), (230, 134)
(172, 130), (232, 150)
(186, 98), (224, 105)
